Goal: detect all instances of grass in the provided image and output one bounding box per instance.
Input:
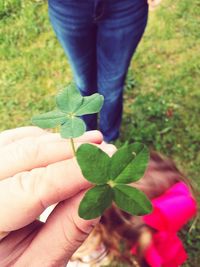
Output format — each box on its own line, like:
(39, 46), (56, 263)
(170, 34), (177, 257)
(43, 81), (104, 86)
(123, 0), (200, 185)
(0, 0), (199, 266)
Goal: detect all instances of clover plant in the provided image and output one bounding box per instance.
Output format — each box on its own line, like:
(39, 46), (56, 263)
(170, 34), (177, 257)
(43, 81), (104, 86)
(32, 83), (152, 220)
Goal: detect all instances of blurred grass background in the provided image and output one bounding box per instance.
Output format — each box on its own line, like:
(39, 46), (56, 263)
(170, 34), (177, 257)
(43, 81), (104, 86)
(0, 0), (199, 266)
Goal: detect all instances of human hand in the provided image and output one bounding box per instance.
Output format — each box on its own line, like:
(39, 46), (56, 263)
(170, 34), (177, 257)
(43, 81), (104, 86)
(0, 126), (115, 267)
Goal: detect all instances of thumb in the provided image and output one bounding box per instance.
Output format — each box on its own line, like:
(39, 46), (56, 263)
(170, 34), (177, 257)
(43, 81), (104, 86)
(14, 192), (99, 267)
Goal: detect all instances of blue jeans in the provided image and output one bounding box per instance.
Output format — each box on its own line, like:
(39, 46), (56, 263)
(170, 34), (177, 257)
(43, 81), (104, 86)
(48, 0), (148, 142)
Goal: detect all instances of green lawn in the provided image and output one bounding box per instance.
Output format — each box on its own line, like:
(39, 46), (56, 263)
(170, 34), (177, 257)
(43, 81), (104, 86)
(0, 0), (199, 266)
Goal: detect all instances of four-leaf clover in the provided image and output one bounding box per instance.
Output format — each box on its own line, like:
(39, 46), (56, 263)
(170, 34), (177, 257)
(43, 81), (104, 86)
(32, 83), (104, 138)
(77, 143), (153, 219)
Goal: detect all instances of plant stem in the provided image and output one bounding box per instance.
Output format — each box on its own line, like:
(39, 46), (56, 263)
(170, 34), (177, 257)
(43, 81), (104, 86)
(70, 138), (76, 157)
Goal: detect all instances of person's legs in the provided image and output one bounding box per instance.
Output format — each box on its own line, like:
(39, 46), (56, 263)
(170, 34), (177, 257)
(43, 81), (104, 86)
(48, 0), (98, 130)
(97, 0), (148, 142)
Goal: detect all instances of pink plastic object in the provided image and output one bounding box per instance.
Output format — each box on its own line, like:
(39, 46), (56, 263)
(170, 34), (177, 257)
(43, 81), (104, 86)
(131, 182), (197, 267)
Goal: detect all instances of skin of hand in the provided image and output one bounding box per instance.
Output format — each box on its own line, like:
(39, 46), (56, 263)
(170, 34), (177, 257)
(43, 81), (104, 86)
(0, 127), (116, 267)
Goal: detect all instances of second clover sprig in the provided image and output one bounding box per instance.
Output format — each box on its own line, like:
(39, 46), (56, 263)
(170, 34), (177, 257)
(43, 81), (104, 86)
(77, 143), (152, 219)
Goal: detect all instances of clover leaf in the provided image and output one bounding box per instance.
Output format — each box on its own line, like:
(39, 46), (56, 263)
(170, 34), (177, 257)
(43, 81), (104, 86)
(78, 185), (113, 219)
(76, 144), (111, 184)
(56, 83), (83, 113)
(32, 83), (104, 138)
(113, 185), (152, 216)
(77, 143), (152, 220)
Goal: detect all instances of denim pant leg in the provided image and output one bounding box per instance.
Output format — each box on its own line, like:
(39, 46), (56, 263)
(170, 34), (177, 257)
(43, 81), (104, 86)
(48, 0), (98, 130)
(97, 0), (148, 142)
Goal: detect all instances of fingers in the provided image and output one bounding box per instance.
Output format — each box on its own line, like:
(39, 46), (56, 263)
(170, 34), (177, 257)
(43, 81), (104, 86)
(39, 130), (103, 144)
(0, 158), (86, 231)
(0, 143), (116, 231)
(0, 130), (103, 180)
(0, 231), (9, 241)
(13, 192), (99, 267)
(0, 221), (43, 266)
(0, 127), (46, 148)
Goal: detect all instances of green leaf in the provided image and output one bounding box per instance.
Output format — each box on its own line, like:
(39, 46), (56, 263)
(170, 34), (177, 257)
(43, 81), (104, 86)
(60, 117), (86, 138)
(56, 83), (83, 113)
(79, 185), (113, 220)
(109, 144), (137, 179)
(75, 93), (104, 116)
(76, 144), (111, 184)
(112, 143), (149, 184)
(113, 184), (152, 216)
(32, 110), (66, 128)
